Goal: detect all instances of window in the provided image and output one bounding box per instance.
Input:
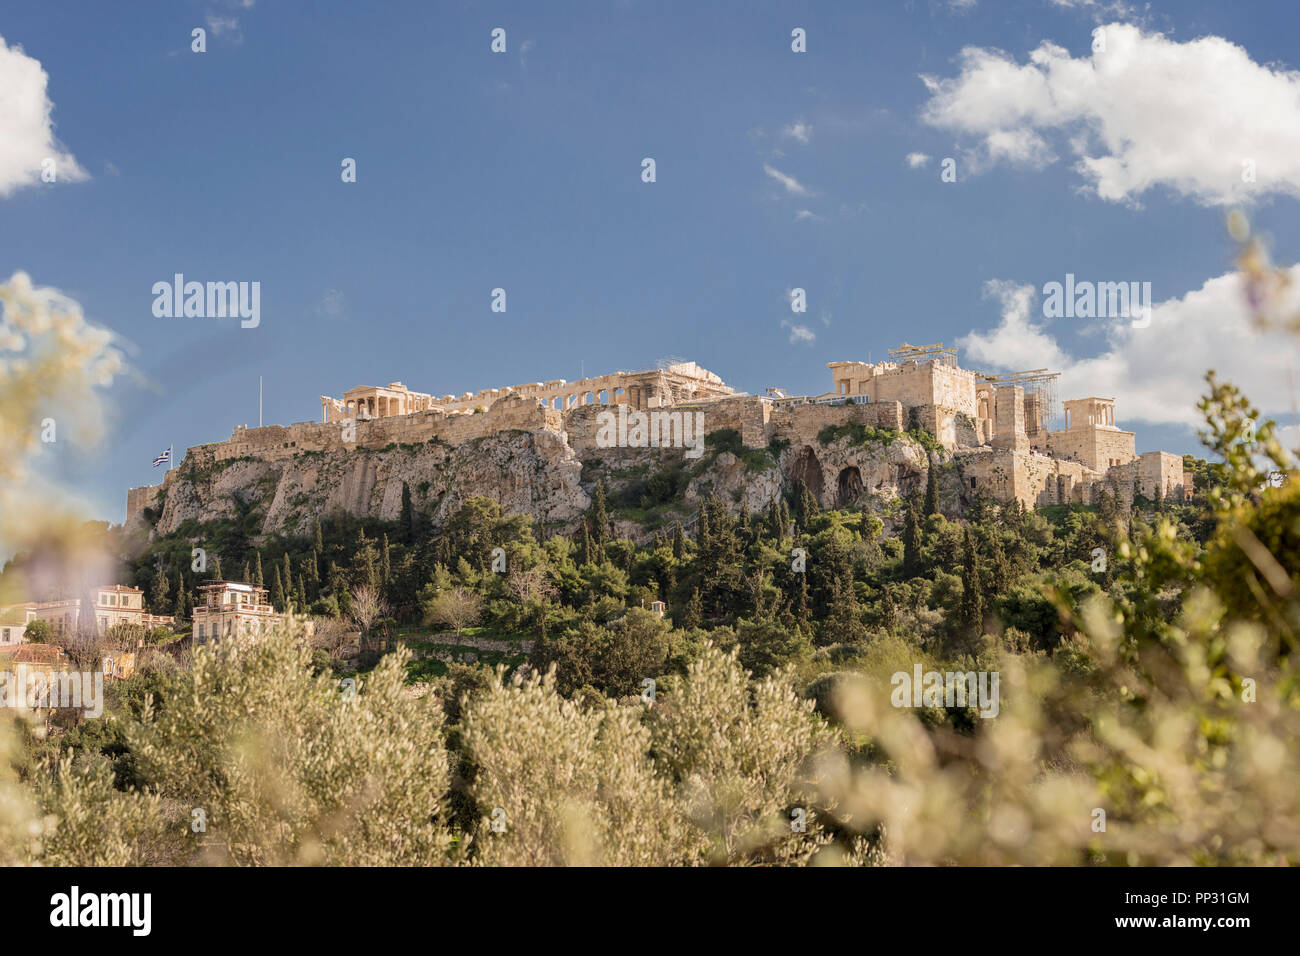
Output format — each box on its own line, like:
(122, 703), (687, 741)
(970, 477), (977, 489)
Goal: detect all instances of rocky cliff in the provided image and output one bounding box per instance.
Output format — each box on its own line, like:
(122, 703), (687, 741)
(132, 417), (947, 544)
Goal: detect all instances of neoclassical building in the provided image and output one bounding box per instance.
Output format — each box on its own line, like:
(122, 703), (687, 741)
(192, 582), (282, 644)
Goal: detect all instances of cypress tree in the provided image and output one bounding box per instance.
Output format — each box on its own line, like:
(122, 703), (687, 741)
(581, 520), (593, 566)
(282, 553), (292, 598)
(314, 518), (324, 554)
(779, 498), (791, 540)
(211, 554), (223, 581)
(152, 565), (172, 615)
(880, 585), (898, 635)
(903, 501), (923, 576)
(672, 521), (686, 560)
(767, 497), (783, 541)
(381, 533), (392, 585)
(682, 588), (703, 630)
(241, 560), (251, 585)
(254, 552), (264, 588)
(590, 479), (610, 548)
(960, 526), (984, 634)
(987, 530), (1011, 597)
(400, 481), (415, 544)
(924, 453), (939, 517)
(271, 565), (285, 612)
(306, 550), (321, 599)
(173, 574), (190, 623)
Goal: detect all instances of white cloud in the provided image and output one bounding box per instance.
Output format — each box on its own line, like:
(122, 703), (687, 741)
(920, 24), (1300, 205)
(315, 289), (345, 318)
(958, 267), (1300, 428)
(781, 320), (816, 345)
(782, 121), (812, 144)
(905, 152), (931, 169)
(794, 209), (822, 221)
(763, 164), (810, 196)
(205, 15), (241, 38)
(0, 36), (86, 197)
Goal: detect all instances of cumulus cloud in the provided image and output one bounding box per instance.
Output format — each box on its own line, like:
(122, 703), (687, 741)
(958, 267), (1300, 428)
(0, 36), (86, 197)
(205, 15), (241, 39)
(905, 152), (931, 169)
(781, 320), (816, 345)
(920, 24), (1300, 205)
(763, 164), (810, 196)
(782, 121), (812, 144)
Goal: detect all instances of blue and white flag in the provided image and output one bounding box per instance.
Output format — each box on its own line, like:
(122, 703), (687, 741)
(152, 446), (171, 467)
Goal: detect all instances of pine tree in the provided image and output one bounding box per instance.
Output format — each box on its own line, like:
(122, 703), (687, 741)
(254, 552), (265, 588)
(152, 565), (172, 615)
(923, 453), (939, 517)
(903, 501), (923, 576)
(400, 481), (416, 544)
(960, 526), (985, 634)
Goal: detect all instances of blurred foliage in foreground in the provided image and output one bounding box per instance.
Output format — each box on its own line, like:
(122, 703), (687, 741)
(2, 242), (1299, 865)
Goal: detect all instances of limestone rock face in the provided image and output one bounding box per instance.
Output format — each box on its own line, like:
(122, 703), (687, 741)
(151, 430), (590, 539)
(140, 422), (935, 544)
(778, 436), (933, 509)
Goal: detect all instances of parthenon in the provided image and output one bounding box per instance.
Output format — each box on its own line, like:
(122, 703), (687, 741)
(320, 361), (734, 423)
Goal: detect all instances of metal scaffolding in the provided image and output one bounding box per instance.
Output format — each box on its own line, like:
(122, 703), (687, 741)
(888, 342), (959, 366)
(977, 369), (1062, 433)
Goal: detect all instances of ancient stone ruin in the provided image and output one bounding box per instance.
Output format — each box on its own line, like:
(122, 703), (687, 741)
(127, 345), (1190, 525)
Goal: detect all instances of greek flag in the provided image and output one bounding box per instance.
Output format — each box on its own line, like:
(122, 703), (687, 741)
(152, 446), (171, 467)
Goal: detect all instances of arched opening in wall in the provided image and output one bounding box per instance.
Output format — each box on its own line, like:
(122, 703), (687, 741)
(789, 446), (824, 501)
(584, 392), (595, 405)
(598, 389), (609, 404)
(836, 466), (864, 507)
(614, 387), (625, 404)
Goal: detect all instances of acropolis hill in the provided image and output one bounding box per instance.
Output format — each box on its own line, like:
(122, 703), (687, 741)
(126, 347), (1190, 538)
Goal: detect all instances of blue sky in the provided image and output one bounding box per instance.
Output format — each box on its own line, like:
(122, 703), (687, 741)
(3, 0), (1300, 524)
